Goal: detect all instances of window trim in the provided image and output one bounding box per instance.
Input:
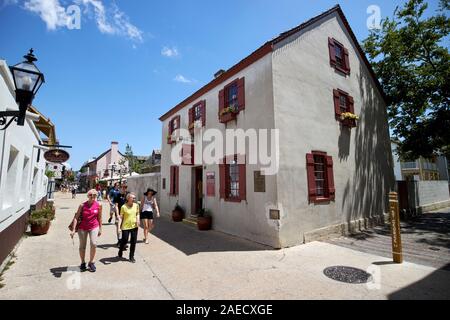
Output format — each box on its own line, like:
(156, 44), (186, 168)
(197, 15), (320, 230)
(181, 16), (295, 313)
(220, 154), (246, 202)
(328, 37), (350, 75)
(306, 151), (335, 204)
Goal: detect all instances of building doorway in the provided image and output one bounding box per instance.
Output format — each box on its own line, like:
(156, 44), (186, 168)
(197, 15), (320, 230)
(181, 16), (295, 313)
(193, 166), (203, 215)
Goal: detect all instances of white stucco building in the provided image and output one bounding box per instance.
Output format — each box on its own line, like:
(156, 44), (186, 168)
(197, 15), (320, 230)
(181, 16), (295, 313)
(159, 5), (395, 248)
(0, 60), (51, 264)
(79, 141), (129, 190)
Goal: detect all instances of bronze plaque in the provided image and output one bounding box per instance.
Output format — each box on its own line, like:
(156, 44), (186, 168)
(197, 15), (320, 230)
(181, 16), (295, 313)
(44, 149), (70, 163)
(254, 171), (266, 193)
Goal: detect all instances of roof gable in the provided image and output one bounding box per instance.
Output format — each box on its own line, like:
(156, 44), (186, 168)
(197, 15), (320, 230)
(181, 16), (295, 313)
(159, 5), (386, 122)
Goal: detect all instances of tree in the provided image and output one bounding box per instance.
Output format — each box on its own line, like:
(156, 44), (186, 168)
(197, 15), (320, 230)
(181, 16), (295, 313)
(123, 143), (142, 174)
(363, 0), (450, 160)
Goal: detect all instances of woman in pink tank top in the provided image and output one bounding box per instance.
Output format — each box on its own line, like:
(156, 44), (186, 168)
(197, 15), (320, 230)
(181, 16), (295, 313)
(70, 189), (103, 272)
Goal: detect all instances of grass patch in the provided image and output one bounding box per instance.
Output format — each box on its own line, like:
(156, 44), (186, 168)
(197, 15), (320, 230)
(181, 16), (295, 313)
(0, 255), (16, 289)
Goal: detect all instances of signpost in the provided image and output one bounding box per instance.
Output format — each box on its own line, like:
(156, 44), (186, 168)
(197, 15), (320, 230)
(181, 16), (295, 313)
(389, 192), (403, 263)
(44, 149), (70, 163)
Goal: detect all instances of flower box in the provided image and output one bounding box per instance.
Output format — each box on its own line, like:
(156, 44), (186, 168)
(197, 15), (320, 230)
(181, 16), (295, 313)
(341, 118), (357, 128)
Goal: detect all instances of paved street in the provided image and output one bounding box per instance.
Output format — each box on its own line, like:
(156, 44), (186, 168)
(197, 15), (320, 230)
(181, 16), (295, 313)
(327, 209), (450, 271)
(0, 192), (449, 300)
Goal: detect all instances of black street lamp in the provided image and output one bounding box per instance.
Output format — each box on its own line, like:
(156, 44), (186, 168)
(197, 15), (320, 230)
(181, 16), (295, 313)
(0, 49), (45, 130)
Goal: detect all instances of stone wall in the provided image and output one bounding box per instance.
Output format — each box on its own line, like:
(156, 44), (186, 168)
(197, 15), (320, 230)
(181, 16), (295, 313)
(126, 173), (161, 204)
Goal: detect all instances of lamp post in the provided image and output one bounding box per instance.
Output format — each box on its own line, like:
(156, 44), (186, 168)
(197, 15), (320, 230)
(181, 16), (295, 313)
(0, 49), (45, 130)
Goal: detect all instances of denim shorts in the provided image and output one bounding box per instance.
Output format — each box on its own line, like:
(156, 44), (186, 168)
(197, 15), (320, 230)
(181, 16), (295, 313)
(140, 211), (154, 220)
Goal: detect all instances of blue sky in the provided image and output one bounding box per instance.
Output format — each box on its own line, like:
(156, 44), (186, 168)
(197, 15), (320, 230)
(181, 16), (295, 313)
(0, 0), (442, 169)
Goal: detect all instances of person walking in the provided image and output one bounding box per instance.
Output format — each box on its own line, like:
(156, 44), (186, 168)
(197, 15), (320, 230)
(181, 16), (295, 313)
(69, 189), (102, 272)
(114, 183), (129, 246)
(140, 188), (160, 244)
(118, 193), (139, 263)
(71, 185), (77, 199)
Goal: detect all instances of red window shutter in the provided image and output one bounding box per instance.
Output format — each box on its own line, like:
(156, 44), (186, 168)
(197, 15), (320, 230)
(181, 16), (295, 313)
(168, 119), (173, 135)
(175, 166), (179, 195)
(201, 100), (206, 127)
(348, 95), (354, 114)
(326, 156), (335, 201)
(306, 154), (316, 202)
(170, 166), (174, 195)
(344, 47), (350, 74)
(238, 163), (246, 201)
(188, 107), (194, 127)
(237, 77), (245, 111)
(176, 115), (181, 129)
(328, 37), (336, 67)
(218, 89), (225, 117)
(333, 89), (341, 116)
(219, 164), (226, 199)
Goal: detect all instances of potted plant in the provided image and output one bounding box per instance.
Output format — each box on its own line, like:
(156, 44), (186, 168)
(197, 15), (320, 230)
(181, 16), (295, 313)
(29, 209), (52, 235)
(172, 202), (185, 222)
(340, 112), (359, 128)
(220, 106), (238, 123)
(197, 208), (212, 231)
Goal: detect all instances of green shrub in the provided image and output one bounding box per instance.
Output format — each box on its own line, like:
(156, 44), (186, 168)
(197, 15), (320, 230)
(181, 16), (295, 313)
(29, 207), (53, 227)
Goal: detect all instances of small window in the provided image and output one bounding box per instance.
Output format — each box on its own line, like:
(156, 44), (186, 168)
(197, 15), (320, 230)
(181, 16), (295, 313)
(328, 37), (350, 75)
(226, 83), (238, 111)
(333, 89), (354, 117)
(339, 94), (348, 113)
(219, 155), (246, 202)
(313, 155), (327, 197)
(334, 42), (344, 69)
(194, 104), (202, 121)
(227, 159), (240, 199)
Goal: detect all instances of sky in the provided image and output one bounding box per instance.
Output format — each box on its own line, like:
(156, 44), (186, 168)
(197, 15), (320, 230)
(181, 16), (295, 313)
(0, 0), (443, 170)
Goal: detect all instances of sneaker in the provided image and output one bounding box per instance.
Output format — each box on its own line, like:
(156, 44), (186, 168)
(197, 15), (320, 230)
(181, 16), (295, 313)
(145, 239), (149, 244)
(129, 257), (136, 263)
(88, 262), (96, 272)
(117, 240), (121, 248)
(108, 218), (112, 224)
(80, 262), (87, 272)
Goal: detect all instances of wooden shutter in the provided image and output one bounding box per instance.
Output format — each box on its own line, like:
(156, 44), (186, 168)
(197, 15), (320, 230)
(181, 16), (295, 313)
(237, 77), (245, 111)
(219, 163), (226, 199)
(326, 156), (335, 201)
(201, 100), (206, 127)
(306, 154), (316, 202)
(218, 89), (225, 118)
(328, 37), (336, 67)
(348, 95), (354, 114)
(168, 119), (173, 135)
(175, 166), (179, 195)
(188, 107), (194, 128)
(170, 166), (175, 195)
(344, 48), (350, 74)
(175, 115), (181, 129)
(333, 89), (341, 116)
(238, 163), (246, 201)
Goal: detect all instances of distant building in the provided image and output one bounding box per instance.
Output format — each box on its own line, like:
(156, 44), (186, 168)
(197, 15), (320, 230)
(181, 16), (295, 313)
(392, 141), (447, 181)
(79, 142), (129, 191)
(141, 150), (161, 173)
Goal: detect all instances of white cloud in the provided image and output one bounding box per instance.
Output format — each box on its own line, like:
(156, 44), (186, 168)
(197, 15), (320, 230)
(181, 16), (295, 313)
(23, 0), (71, 30)
(21, 0), (143, 42)
(174, 74), (192, 84)
(161, 46), (179, 58)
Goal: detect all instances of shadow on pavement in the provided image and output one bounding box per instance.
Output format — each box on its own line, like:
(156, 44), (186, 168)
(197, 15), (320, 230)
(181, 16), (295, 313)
(151, 217), (272, 255)
(99, 256), (127, 265)
(388, 263), (450, 300)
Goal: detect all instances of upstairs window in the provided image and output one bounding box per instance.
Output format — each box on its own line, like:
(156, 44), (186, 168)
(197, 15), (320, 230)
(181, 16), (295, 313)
(218, 78), (245, 124)
(168, 115), (180, 144)
(333, 89), (354, 116)
(328, 37), (350, 75)
(189, 100), (206, 132)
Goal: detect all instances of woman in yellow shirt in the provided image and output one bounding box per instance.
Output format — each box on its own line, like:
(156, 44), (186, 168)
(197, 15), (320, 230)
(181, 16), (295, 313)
(118, 193), (140, 263)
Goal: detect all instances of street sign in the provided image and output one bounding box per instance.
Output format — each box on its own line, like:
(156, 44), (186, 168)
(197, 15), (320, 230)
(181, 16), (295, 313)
(44, 149), (70, 163)
(389, 192), (403, 263)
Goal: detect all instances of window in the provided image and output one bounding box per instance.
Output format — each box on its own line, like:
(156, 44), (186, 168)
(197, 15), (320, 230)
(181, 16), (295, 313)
(219, 155), (246, 202)
(306, 152), (335, 203)
(328, 37), (350, 75)
(333, 89), (354, 116)
(189, 100), (206, 132)
(168, 115), (181, 144)
(181, 144), (194, 166)
(170, 166), (179, 196)
(218, 78), (245, 123)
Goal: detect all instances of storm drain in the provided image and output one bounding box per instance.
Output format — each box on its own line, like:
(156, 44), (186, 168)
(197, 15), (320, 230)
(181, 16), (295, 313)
(323, 266), (372, 284)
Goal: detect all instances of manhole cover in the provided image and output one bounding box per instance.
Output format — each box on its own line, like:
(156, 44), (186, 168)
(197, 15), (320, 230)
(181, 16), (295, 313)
(323, 266), (372, 284)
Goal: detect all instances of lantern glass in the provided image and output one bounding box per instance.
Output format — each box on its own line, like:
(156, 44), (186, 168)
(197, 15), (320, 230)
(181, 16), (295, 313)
(11, 61), (44, 95)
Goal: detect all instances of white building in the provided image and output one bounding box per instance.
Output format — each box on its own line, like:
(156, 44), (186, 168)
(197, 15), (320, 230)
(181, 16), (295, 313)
(159, 5), (395, 248)
(0, 60), (51, 264)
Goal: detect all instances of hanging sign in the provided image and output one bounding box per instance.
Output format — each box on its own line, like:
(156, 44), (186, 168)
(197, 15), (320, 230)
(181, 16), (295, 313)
(44, 149), (70, 163)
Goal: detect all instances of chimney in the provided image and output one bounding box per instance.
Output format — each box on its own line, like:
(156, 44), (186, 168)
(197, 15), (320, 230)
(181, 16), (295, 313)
(111, 141), (119, 164)
(214, 69), (226, 79)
